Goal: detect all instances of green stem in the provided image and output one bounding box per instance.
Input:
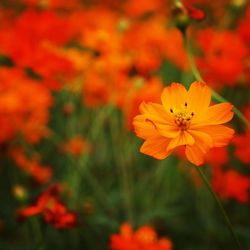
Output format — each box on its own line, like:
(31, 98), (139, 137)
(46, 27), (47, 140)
(195, 167), (243, 250)
(31, 218), (44, 250)
(120, 159), (134, 224)
(183, 32), (250, 130)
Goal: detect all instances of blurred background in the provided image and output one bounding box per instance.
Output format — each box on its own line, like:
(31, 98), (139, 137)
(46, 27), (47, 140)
(0, 0), (250, 249)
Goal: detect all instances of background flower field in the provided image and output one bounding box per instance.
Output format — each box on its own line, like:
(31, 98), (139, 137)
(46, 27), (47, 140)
(0, 0), (250, 249)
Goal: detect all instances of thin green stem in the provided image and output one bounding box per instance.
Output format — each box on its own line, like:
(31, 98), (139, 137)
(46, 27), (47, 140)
(183, 32), (250, 130)
(195, 166), (242, 250)
(120, 158), (134, 224)
(31, 218), (44, 250)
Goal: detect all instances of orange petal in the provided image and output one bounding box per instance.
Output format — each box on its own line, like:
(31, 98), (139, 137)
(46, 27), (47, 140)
(136, 102), (178, 138)
(185, 130), (213, 166)
(133, 114), (159, 139)
(161, 83), (188, 112)
(155, 122), (180, 138)
(140, 136), (172, 160)
(187, 81), (211, 116)
(193, 103), (234, 126)
(188, 129), (213, 148)
(185, 144), (206, 166)
(139, 102), (173, 124)
(198, 125), (235, 147)
(167, 131), (195, 151)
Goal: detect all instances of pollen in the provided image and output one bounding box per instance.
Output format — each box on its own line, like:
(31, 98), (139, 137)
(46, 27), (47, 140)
(173, 110), (194, 130)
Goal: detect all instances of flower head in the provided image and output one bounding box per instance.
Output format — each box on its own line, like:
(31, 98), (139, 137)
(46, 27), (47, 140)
(110, 223), (172, 250)
(133, 81), (234, 166)
(18, 185), (76, 229)
(212, 169), (250, 203)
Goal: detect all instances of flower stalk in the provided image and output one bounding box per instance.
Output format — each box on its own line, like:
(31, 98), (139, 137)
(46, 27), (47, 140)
(194, 166), (243, 250)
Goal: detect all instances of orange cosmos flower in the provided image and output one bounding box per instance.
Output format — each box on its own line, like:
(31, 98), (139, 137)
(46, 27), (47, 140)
(133, 81), (234, 166)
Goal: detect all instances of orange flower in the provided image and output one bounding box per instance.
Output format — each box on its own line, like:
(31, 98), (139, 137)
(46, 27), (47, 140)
(62, 136), (89, 156)
(0, 68), (52, 144)
(110, 223), (172, 250)
(133, 81), (234, 166)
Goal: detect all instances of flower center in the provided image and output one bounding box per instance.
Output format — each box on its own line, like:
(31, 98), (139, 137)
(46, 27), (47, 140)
(170, 102), (194, 130)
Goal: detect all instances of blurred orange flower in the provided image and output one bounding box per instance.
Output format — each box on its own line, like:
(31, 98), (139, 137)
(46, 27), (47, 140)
(110, 223), (172, 250)
(62, 136), (89, 156)
(10, 149), (52, 183)
(0, 68), (52, 144)
(133, 81), (234, 166)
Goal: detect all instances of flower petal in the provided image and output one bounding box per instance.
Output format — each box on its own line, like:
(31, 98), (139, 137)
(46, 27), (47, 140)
(154, 123), (180, 138)
(133, 114), (159, 139)
(139, 102), (173, 124)
(188, 129), (213, 148)
(185, 129), (213, 166)
(187, 81), (211, 116)
(198, 125), (235, 147)
(167, 131), (195, 151)
(161, 83), (188, 112)
(193, 103), (234, 126)
(185, 144), (206, 166)
(140, 136), (172, 160)
(135, 102), (179, 138)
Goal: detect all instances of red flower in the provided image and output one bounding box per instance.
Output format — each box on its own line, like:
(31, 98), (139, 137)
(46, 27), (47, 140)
(232, 106), (250, 164)
(233, 132), (250, 164)
(43, 202), (76, 229)
(10, 149), (52, 184)
(110, 223), (172, 250)
(238, 6), (250, 44)
(185, 4), (205, 21)
(123, 0), (164, 17)
(212, 169), (250, 203)
(196, 29), (247, 87)
(205, 147), (228, 168)
(18, 185), (76, 229)
(0, 10), (76, 90)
